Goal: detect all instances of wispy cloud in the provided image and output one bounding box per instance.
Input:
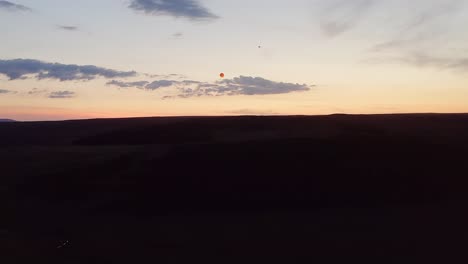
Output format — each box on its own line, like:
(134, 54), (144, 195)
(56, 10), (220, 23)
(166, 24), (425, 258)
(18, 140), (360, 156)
(49, 91), (75, 99)
(129, 0), (219, 21)
(172, 32), (183, 38)
(28, 88), (47, 95)
(405, 0), (462, 30)
(106, 80), (149, 88)
(0, 1), (31, 12)
(320, 0), (375, 37)
(0, 59), (137, 81)
(398, 53), (468, 72)
(370, 0), (463, 53)
(366, 52), (468, 73)
(366, 0), (467, 74)
(57, 25), (79, 31)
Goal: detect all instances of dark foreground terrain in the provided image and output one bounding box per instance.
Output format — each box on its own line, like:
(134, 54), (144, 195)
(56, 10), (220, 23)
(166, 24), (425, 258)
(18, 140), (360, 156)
(2, 114), (468, 263)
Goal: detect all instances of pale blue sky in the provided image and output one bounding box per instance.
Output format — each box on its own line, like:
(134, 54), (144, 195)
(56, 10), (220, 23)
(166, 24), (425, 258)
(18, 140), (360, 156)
(1, 0), (468, 120)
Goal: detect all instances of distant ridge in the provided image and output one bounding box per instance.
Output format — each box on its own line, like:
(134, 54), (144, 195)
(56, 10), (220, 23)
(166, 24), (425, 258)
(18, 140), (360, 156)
(0, 119), (16, 122)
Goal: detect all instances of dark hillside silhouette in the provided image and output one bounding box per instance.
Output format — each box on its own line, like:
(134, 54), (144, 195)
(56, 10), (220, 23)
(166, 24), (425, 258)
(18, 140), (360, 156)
(2, 114), (468, 263)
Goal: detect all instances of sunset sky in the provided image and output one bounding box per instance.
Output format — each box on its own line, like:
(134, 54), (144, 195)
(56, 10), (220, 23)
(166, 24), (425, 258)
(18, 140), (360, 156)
(1, 0), (468, 121)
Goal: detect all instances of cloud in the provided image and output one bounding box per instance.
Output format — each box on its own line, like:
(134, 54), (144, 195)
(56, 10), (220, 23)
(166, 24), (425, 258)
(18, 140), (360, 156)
(49, 91), (75, 99)
(58, 25), (79, 31)
(180, 80), (201, 85)
(0, 1), (31, 12)
(107, 80), (149, 88)
(107, 79), (203, 91)
(398, 53), (468, 72)
(371, 39), (412, 53)
(129, 0), (218, 21)
(219, 76), (311, 95)
(404, 0), (462, 30)
(144, 73), (186, 79)
(107, 79), (179, 90)
(320, 0), (375, 37)
(366, 52), (468, 73)
(0, 59), (137, 81)
(365, 1), (468, 74)
(172, 32), (183, 38)
(107, 76), (311, 98)
(0, 89), (12, 94)
(145, 80), (177, 90)
(370, 0), (463, 53)
(174, 76), (312, 98)
(28, 88), (48, 95)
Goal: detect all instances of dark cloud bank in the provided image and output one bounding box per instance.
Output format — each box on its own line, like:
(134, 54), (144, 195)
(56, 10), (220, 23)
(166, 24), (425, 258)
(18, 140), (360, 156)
(108, 76), (312, 97)
(129, 0), (218, 21)
(1, 58), (311, 98)
(0, 1), (31, 12)
(0, 59), (136, 81)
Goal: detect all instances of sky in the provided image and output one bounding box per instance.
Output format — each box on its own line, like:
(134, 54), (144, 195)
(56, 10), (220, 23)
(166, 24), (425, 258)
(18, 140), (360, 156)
(1, 0), (468, 121)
